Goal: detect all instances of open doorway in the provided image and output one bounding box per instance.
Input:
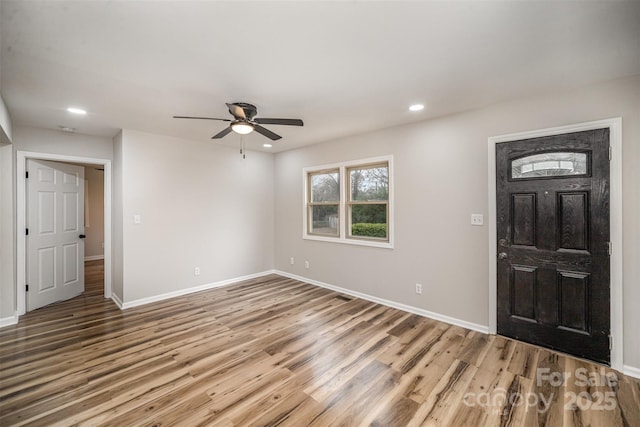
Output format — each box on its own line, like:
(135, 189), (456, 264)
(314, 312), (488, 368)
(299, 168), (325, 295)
(82, 163), (106, 303)
(83, 164), (105, 264)
(16, 151), (112, 316)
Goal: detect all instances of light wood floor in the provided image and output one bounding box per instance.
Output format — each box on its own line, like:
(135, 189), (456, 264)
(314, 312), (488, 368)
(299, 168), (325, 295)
(1, 261), (639, 426)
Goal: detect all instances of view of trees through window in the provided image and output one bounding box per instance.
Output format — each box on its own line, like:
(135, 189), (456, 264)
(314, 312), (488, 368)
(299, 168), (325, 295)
(306, 161), (390, 242)
(309, 171), (339, 236)
(349, 165), (388, 239)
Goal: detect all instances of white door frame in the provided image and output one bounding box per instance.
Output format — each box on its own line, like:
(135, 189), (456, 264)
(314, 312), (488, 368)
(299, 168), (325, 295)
(17, 151), (112, 315)
(487, 118), (623, 371)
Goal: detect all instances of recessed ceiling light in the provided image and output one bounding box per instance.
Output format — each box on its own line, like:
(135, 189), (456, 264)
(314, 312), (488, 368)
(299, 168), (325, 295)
(67, 107), (87, 115)
(58, 126), (76, 133)
(409, 104), (424, 112)
(263, 143), (273, 148)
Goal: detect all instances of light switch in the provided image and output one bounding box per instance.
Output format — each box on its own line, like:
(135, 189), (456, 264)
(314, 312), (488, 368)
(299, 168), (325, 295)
(134, 214), (141, 224)
(471, 214), (483, 226)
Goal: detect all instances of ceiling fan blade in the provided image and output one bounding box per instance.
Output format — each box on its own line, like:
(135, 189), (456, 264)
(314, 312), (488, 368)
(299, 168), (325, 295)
(226, 103), (247, 120)
(211, 127), (233, 139)
(173, 115), (231, 122)
(254, 118), (304, 126)
(253, 124), (282, 141)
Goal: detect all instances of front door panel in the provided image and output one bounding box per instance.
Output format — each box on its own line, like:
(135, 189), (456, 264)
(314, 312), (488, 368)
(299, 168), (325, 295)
(496, 128), (610, 364)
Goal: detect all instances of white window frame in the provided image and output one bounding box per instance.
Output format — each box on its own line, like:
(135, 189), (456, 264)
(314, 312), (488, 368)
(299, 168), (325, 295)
(303, 155), (394, 249)
(306, 168), (341, 238)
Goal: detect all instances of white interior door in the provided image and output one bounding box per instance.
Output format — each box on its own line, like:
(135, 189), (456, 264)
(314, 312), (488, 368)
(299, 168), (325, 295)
(27, 159), (85, 311)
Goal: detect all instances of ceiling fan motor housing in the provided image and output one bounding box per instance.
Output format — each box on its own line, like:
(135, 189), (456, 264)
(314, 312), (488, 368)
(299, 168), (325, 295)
(230, 102), (258, 120)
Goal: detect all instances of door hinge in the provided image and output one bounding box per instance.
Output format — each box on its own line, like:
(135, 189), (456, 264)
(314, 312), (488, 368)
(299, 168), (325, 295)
(609, 146), (612, 161)
(26, 228), (29, 236)
(26, 171), (29, 179)
(607, 241), (612, 256)
(609, 335), (613, 350)
(26, 284), (29, 292)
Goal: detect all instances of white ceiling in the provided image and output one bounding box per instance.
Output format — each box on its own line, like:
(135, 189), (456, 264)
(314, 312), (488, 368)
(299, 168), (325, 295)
(1, 1), (639, 152)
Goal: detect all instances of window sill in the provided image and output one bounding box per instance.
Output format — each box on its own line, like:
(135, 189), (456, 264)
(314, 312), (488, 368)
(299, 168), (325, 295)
(303, 234), (394, 249)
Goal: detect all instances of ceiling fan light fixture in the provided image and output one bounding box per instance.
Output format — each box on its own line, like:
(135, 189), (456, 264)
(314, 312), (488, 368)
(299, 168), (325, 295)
(231, 121), (254, 135)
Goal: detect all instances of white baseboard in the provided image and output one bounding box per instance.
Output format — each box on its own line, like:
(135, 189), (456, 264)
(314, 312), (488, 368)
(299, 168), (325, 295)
(0, 314), (18, 328)
(118, 270), (277, 310)
(111, 292), (124, 309)
(623, 365), (640, 379)
(275, 270), (489, 334)
(84, 255), (105, 261)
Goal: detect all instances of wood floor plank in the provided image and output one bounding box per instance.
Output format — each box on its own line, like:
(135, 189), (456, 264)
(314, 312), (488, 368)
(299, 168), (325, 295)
(314, 361), (398, 427)
(406, 359), (477, 426)
(254, 394), (324, 427)
(227, 375), (305, 426)
(527, 349), (566, 426)
(1, 261), (638, 426)
(3, 356), (191, 427)
(305, 359), (392, 427)
(507, 340), (541, 380)
(304, 333), (394, 402)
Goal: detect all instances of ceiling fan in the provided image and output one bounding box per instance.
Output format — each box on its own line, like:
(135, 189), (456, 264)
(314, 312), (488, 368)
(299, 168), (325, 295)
(173, 102), (303, 141)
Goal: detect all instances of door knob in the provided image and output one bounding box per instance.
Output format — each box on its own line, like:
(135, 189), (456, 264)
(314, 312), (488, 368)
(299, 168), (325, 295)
(498, 252), (508, 260)
(79, 234), (86, 239)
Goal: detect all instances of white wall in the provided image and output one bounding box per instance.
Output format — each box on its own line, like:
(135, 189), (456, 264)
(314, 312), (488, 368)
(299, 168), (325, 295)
(0, 9), (15, 324)
(111, 131), (124, 302)
(0, 143), (14, 323)
(117, 130), (274, 303)
(274, 75), (640, 371)
(13, 126), (113, 160)
(0, 94), (11, 145)
(0, 93), (15, 323)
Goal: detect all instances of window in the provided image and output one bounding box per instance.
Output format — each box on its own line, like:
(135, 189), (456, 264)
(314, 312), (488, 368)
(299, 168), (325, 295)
(304, 156), (393, 248)
(511, 152), (589, 179)
(308, 169), (340, 236)
(348, 164), (388, 240)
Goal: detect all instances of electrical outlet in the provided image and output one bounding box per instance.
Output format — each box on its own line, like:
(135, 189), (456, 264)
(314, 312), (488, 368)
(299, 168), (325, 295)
(415, 283), (423, 294)
(471, 214), (484, 226)
(290, 257), (295, 265)
(305, 260), (310, 269)
(194, 267), (200, 276)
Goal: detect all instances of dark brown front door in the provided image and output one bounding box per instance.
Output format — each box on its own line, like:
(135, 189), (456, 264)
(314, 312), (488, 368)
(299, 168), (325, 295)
(496, 128), (610, 364)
